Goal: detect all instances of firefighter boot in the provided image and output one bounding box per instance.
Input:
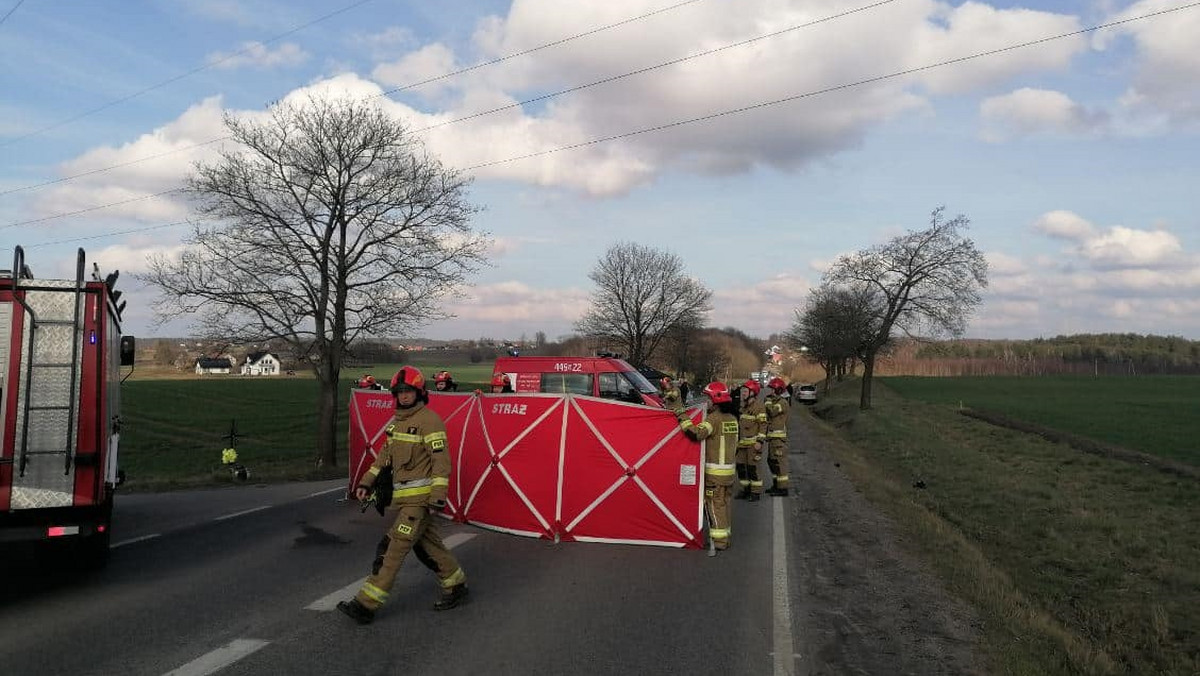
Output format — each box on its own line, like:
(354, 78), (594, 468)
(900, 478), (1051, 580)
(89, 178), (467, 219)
(337, 599), (375, 625)
(767, 486), (790, 497)
(434, 584), (469, 611)
(748, 492), (761, 502)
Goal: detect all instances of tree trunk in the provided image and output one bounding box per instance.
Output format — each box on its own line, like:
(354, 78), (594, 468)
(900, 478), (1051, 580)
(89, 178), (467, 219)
(860, 354), (875, 410)
(315, 371), (339, 468)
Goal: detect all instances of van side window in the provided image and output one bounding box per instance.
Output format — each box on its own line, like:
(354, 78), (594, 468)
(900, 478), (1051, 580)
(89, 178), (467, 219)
(598, 372), (638, 402)
(540, 373), (592, 395)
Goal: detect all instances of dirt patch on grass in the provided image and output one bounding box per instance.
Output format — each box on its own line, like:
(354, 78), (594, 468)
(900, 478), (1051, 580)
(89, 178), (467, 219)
(787, 407), (984, 675)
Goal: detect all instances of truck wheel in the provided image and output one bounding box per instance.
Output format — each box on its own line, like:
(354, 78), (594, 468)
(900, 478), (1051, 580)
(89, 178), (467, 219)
(78, 527), (111, 570)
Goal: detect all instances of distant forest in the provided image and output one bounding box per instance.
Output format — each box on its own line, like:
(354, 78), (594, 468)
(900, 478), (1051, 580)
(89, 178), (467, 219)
(893, 333), (1200, 376)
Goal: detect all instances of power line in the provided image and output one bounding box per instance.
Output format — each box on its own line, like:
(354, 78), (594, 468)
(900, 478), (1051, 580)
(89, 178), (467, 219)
(0, 0), (26, 26)
(466, 2), (1200, 170)
(20, 221), (190, 249)
(415, 0), (898, 134)
(0, 188), (183, 230)
(0, 0), (377, 149)
(375, 0), (706, 99)
(0, 0), (707, 198)
(8, 0), (886, 226)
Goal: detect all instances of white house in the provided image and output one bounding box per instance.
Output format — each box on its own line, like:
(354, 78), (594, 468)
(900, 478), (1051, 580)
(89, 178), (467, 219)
(195, 357), (232, 375)
(241, 352), (281, 376)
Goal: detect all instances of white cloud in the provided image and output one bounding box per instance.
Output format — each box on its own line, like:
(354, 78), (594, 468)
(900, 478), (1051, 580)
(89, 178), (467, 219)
(372, 43), (459, 98)
(1033, 210), (1096, 240)
(1099, 0), (1200, 128)
(1078, 226), (1183, 269)
(979, 88), (1107, 141)
(355, 26), (418, 61)
(711, 273), (813, 336)
(206, 41), (308, 70)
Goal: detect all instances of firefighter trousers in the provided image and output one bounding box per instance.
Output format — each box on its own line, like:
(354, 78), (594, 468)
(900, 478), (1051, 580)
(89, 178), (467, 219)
(767, 438), (789, 489)
(705, 481), (732, 550)
(356, 505), (466, 611)
(735, 445), (763, 495)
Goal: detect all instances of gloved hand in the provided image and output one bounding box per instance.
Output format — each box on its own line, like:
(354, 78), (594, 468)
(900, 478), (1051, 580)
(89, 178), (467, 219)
(673, 408), (688, 421)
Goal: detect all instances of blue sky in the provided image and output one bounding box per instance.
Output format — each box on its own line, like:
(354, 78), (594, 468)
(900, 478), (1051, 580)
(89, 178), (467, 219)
(2, 0), (1198, 341)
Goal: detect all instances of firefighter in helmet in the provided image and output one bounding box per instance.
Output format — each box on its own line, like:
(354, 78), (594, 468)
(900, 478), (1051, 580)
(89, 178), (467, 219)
(735, 379), (767, 501)
(660, 376), (682, 410)
(433, 370), (458, 392)
(357, 374), (378, 390)
(675, 381), (739, 551)
(764, 377), (791, 496)
(490, 373), (513, 393)
(338, 366), (468, 624)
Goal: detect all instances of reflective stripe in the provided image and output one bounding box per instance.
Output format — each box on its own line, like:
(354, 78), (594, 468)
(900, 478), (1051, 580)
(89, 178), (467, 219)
(431, 477), (449, 487)
(775, 475), (789, 481)
(360, 582), (389, 604)
(440, 567), (467, 588)
(705, 463), (736, 476)
(366, 466), (380, 476)
(718, 434), (727, 465)
(424, 431), (448, 443)
(425, 431), (448, 451)
(739, 479), (750, 487)
(680, 420), (694, 430)
(750, 480), (764, 488)
(766, 431), (787, 439)
(389, 432), (422, 443)
(393, 485), (433, 498)
(709, 527), (730, 539)
(697, 421), (713, 434)
(738, 439), (757, 447)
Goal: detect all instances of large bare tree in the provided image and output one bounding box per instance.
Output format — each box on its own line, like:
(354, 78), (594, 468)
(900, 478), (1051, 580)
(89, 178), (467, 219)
(825, 207), (988, 409)
(575, 242), (712, 367)
(789, 282), (879, 391)
(143, 95), (488, 468)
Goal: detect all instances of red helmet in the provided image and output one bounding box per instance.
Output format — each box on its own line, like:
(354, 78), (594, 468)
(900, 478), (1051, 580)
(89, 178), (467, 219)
(435, 370), (451, 382)
(357, 375), (376, 389)
(702, 381), (732, 404)
(742, 379), (761, 396)
(768, 377), (786, 392)
(390, 366), (426, 394)
(491, 373), (510, 388)
(660, 376), (673, 387)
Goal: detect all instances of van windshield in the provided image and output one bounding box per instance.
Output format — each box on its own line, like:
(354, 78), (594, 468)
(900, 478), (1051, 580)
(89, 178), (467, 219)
(623, 370), (659, 395)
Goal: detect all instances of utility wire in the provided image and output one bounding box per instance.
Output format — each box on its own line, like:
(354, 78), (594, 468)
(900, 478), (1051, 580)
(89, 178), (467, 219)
(9, 0), (879, 228)
(0, 0), (707, 198)
(0, 188), (183, 230)
(466, 1), (1200, 170)
(0, 0), (26, 26)
(0, 0), (377, 149)
(415, 0), (897, 134)
(10, 2), (1197, 241)
(375, 0), (706, 99)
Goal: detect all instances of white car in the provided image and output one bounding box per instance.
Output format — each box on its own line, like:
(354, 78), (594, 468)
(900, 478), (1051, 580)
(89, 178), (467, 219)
(796, 384), (818, 405)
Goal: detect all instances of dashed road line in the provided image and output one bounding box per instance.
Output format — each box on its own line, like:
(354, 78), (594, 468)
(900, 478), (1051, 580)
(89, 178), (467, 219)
(162, 638), (269, 676)
(308, 486), (346, 498)
(773, 497), (796, 676)
(305, 532), (477, 611)
(214, 505), (271, 521)
(111, 533), (161, 549)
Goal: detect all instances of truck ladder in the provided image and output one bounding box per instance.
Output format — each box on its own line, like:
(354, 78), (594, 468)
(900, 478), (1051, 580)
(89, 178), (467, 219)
(11, 246), (87, 477)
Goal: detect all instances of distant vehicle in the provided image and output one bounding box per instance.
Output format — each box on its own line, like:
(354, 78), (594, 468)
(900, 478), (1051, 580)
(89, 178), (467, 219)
(491, 355), (665, 407)
(796, 384), (818, 405)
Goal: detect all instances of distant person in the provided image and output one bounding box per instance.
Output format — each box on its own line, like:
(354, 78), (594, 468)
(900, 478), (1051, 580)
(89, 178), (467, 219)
(660, 376), (682, 410)
(337, 367), (468, 625)
(490, 373), (513, 393)
(433, 370), (458, 392)
(763, 377), (791, 497)
(678, 379), (690, 405)
(356, 374), (378, 390)
(735, 379), (767, 502)
(675, 382), (739, 552)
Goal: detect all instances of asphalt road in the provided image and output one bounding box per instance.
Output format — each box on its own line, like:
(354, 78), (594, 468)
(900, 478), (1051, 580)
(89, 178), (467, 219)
(0, 404), (980, 676)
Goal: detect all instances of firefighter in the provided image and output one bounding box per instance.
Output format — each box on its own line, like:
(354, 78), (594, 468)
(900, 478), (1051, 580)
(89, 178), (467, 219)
(675, 381), (739, 551)
(660, 376), (682, 410)
(490, 373), (513, 393)
(357, 374), (377, 390)
(764, 377), (791, 496)
(338, 366), (468, 625)
(735, 379), (767, 501)
(434, 370), (458, 392)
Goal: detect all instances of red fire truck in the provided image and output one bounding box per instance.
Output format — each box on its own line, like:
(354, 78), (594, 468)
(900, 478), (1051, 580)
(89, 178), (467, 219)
(1, 246), (134, 569)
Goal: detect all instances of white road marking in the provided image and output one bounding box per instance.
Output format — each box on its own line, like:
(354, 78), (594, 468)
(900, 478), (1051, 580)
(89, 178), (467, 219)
(773, 497), (796, 676)
(111, 533), (160, 549)
(214, 505), (271, 521)
(308, 486), (346, 498)
(162, 638), (269, 676)
(305, 532), (477, 611)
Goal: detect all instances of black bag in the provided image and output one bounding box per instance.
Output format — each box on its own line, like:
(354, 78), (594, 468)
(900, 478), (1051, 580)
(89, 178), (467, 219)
(370, 465), (394, 516)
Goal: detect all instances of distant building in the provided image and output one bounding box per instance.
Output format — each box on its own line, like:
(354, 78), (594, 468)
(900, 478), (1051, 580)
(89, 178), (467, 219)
(195, 357), (233, 375)
(241, 352), (281, 376)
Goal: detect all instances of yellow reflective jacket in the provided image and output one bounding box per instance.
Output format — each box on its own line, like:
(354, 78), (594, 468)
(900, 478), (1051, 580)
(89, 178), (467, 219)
(662, 386), (682, 410)
(764, 393), (790, 438)
(738, 397), (767, 447)
(359, 401), (450, 507)
(679, 410), (738, 487)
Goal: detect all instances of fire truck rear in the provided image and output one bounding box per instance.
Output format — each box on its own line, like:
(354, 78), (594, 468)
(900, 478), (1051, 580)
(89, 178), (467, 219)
(1, 246), (134, 569)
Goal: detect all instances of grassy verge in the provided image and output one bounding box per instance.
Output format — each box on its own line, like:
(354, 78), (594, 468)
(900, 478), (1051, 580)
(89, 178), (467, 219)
(808, 377), (1199, 675)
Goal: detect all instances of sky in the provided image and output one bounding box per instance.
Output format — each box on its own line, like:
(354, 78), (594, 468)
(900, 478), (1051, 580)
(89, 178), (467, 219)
(2, 0), (1199, 342)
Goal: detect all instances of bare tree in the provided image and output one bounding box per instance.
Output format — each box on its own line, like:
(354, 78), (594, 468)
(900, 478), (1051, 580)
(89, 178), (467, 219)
(825, 207), (988, 409)
(575, 242), (712, 367)
(142, 95), (488, 468)
(789, 283), (878, 391)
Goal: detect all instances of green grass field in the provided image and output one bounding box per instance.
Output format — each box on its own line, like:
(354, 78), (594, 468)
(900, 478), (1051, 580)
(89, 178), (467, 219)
(120, 361), (498, 490)
(812, 377), (1200, 675)
(880, 375), (1200, 466)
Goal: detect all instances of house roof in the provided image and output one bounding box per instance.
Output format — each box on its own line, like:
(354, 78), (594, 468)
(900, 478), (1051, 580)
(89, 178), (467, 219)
(245, 351), (277, 364)
(196, 357), (232, 369)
